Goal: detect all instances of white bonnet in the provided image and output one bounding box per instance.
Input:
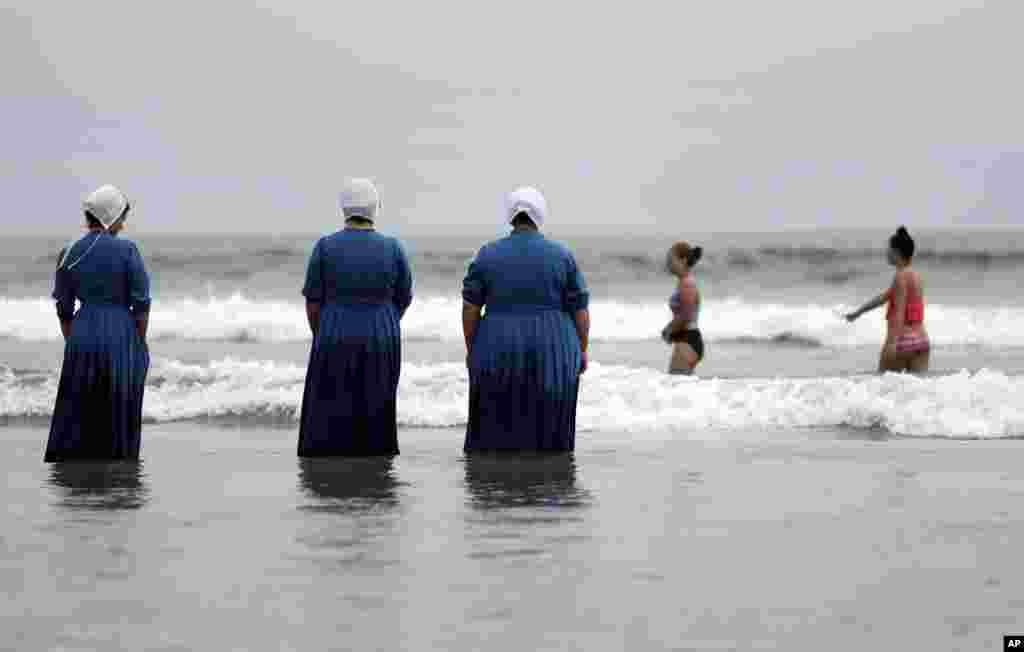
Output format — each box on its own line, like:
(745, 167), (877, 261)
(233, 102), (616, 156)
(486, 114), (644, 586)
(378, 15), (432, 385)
(504, 187), (547, 228)
(338, 178), (381, 221)
(83, 185), (129, 229)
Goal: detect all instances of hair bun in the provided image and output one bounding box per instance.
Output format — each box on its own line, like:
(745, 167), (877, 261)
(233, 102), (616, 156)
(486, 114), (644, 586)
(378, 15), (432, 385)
(687, 245), (703, 266)
(890, 225), (915, 259)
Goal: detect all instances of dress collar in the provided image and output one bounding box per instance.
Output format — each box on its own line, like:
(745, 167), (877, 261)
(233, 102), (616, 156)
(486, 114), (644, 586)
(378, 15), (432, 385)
(509, 229), (542, 238)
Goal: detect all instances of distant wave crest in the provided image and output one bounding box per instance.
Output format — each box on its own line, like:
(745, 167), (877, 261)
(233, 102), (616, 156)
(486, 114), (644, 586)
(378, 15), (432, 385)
(140, 245), (1024, 283)
(581, 246), (1024, 276)
(2, 294), (1023, 350)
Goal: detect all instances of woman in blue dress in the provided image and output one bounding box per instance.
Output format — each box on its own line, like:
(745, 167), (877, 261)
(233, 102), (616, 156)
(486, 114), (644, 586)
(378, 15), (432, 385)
(298, 179), (413, 456)
(462, 187), (591, 452)
(46, 185), (151, 462)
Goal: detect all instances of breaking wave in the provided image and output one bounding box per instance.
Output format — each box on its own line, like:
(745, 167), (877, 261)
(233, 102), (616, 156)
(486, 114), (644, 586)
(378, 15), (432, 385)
(2, 295), (1023, 350)
(2, 359), (1022, 438)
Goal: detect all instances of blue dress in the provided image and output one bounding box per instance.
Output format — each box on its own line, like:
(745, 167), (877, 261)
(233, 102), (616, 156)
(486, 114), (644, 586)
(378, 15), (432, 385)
(46, 232), (151, 462)
(462, 230), (589, 451)
(298, 228), (413, 456)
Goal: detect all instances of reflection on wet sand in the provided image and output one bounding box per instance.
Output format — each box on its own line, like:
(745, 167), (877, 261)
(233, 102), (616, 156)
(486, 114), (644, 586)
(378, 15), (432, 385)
(462, 453), (591, 510)
(48, 461), (149, 511)
(294, 457), (405, 570)
(297, 457), (402, 514)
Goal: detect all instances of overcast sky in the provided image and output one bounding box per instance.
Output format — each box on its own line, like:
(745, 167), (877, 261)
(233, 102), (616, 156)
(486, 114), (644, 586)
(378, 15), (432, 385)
(3, 1), (1022, 235)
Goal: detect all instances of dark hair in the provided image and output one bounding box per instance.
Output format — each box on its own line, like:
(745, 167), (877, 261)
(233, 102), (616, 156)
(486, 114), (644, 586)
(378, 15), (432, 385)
(889, 226), (915, 259)
(687, 246), (703, 267)
(345, 215), (374, 227)
(85, 211), (103, 229)
(511, 212), (536, 229)
(667, 241), (702, 274)
(84, 202), (130, 230)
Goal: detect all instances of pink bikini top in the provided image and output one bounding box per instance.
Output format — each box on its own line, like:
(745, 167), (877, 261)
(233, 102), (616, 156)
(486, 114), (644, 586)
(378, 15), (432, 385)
(885, 285), (924, 325)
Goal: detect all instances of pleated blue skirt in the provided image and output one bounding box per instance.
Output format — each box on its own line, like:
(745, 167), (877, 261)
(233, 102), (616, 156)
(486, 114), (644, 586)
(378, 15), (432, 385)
(298, 303), (402, 456)
(46, 304), (149, 462)
(465, 310), (582, 452)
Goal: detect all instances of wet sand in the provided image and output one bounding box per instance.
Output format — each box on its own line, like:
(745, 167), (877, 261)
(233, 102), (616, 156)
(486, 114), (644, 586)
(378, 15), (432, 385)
(3, 423), (1024, 651)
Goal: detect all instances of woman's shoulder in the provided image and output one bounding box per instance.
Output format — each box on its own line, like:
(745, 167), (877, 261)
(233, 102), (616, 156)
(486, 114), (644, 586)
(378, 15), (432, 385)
(381, 234), (411, 261)
(475, 238), (503, 257)
(905, 269), (924, 292)
(55, 233), (90, 269)
(111, 236), (144, 259)
(531, 236), (576, 261)
(55, 244), (71, 269)
(548, 236), (575, 253)
(890, 269), (923, 296)
(316, 229), (345, 244)
(102, 233), (138, 248)
(362, 232), (408, 255)
(892, 268), (920, 285)
(310, 230), (345, 253)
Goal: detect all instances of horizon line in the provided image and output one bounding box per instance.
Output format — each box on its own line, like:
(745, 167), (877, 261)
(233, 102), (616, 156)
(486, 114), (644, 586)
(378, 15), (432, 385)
(7, 224), (1024, 238)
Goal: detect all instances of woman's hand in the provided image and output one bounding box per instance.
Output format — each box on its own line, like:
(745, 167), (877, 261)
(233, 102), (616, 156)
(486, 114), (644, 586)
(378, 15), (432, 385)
(305, 302), (321, 338)
(661, 319), (681, 343)
(661, 324), (674, 343)
(881, 335), (898, 357)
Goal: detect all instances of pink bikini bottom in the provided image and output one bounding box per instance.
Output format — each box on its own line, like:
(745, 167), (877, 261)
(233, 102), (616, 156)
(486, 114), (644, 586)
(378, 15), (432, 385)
(894, 333), (930, 354)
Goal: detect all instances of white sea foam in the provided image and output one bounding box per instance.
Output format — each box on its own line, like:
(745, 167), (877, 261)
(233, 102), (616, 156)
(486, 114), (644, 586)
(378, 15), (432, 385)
(3, 294), (1024, 350)
(2, 358), (1022, 438)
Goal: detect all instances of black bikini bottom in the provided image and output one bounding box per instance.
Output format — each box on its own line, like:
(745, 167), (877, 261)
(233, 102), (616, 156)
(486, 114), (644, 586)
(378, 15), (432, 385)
(671, 329), (704, 360)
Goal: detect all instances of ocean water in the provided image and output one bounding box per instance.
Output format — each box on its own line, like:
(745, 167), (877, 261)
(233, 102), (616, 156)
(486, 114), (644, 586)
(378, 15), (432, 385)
(2, 228), (1023, 438)
(5, 426), (1024, 650)
(4, 229), (1024, 650)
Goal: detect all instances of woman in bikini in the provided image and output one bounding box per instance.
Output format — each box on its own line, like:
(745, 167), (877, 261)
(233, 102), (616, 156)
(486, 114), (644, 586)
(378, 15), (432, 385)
(661, 241), (704, 375)
(845, 226), (929, 373)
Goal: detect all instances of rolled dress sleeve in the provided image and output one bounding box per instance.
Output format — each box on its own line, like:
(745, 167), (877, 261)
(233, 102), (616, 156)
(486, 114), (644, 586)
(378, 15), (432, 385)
(462, 249), (487, 307)
(392, 240), (413, 318)
(302, 239), (324, 302)
(562, 251), (590, 312)
(128, 242), (152, 316)
(52, 248), (76, 321)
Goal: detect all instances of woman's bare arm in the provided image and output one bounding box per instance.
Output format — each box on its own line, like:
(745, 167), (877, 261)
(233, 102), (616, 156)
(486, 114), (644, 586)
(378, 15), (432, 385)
(462, 302), (482, 358)
(135, 315), (148, 340)
(575, 308), (590, 373)
(306, 301), (321, 337)
(845, 291), (888, 322)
